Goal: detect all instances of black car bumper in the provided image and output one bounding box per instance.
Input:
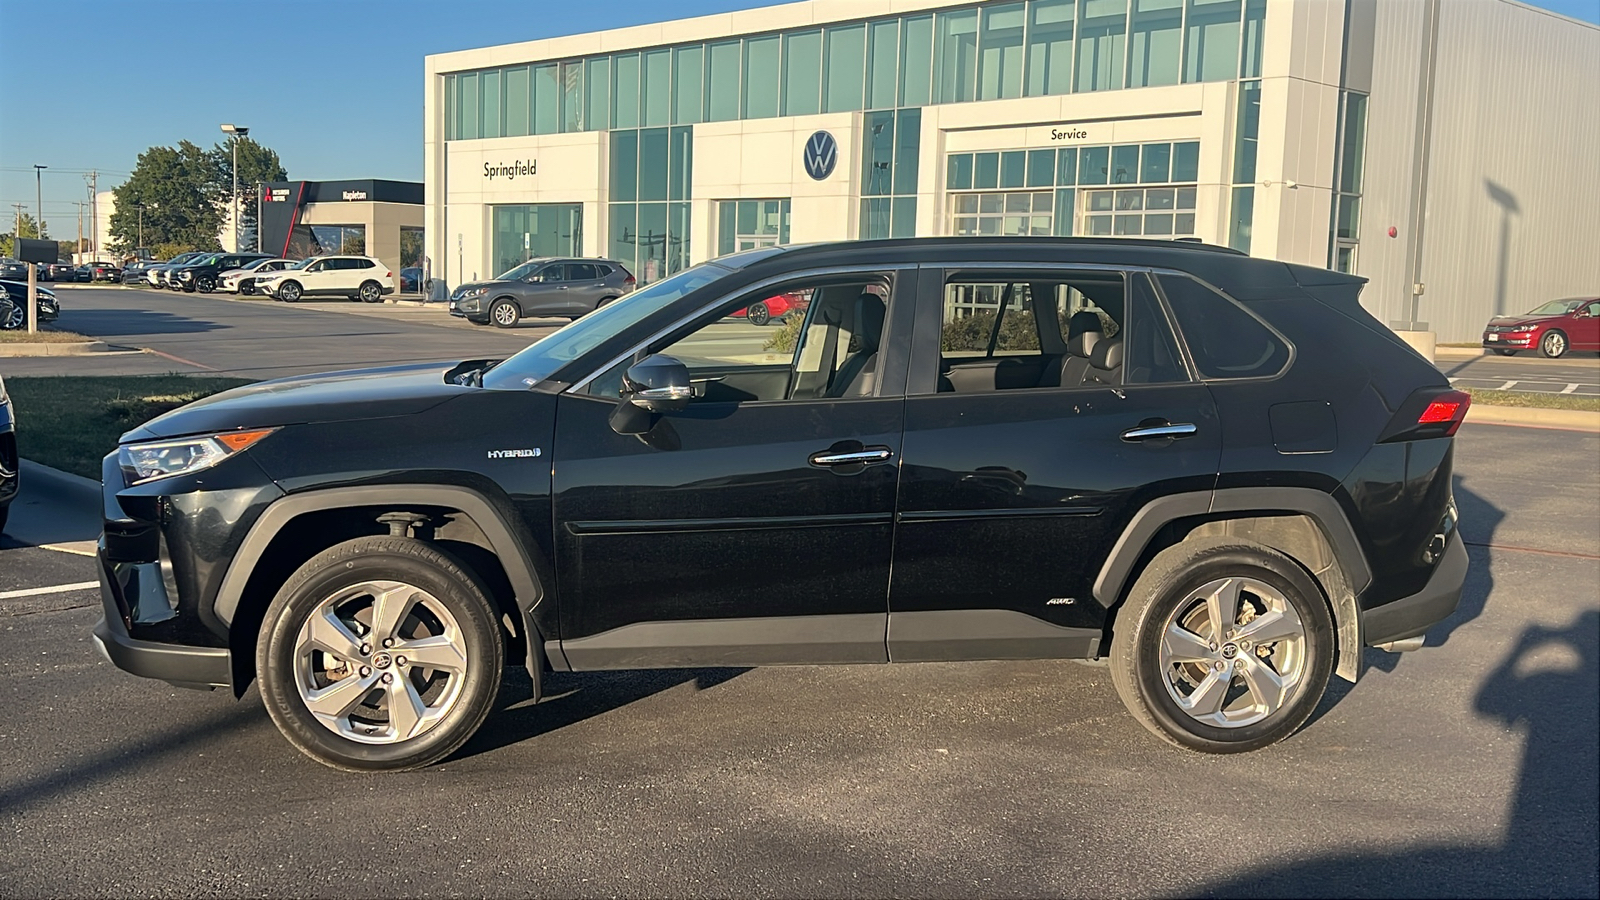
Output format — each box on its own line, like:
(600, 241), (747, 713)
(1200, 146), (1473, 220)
(92, 552), (232, 689)
(1362, 530), (1468, 646)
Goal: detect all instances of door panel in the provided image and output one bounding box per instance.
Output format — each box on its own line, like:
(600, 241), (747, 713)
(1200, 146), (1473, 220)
(552, 393), (903, 666)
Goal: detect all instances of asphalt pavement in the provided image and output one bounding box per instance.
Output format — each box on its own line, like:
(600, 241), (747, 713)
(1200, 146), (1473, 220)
(1439, 350), (1600, 396)
(0, 422), (1594, 897)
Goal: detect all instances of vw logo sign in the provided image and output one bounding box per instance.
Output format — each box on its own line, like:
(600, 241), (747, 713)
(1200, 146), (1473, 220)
(803, 131), (838, 181)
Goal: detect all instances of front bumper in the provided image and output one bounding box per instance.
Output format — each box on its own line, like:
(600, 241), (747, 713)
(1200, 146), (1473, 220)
(1483, 332), (1534, 349)
(93, 559), (231, 689)
(1362, 530), (1468, 646)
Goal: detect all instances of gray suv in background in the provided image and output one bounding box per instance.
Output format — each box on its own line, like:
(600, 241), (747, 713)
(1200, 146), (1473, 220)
(450, 258), (634, 327)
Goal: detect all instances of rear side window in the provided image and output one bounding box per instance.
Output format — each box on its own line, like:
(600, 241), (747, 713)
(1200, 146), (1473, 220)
(568, 263), (598, 280)
(1159, 274), (1291, 379)
(353, 258), (375, 269)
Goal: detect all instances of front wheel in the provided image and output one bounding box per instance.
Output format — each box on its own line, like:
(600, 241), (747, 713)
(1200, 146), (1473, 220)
(490, 299), (520, 328)
(278, 281), (302, 302)
(358, 281), (384, 303)
(747, 302), (771, 326)
(197, 276), (216, 293)
(1541, 330), (1568, 359)
(1110, 537), (1334, 754)
(256, 537), (503, 772)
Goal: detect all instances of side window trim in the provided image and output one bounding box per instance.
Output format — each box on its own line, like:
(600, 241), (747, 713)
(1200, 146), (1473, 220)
(1149, 268), (1297, 383)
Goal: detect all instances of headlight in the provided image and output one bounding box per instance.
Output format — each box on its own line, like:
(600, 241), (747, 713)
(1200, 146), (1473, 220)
(118, 428), (276, 485)
(458, 287), (488, 299)
(179, 271), (192, 280)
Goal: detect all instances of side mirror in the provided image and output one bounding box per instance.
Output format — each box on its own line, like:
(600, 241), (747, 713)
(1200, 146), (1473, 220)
(623, 354), (693, 413)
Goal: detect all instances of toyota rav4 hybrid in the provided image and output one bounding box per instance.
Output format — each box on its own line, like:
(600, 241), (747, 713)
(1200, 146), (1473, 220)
(92, 238), (1470, 772)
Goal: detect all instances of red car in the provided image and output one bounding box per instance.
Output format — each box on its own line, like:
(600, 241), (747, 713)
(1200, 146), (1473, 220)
(1482, 297), (1600, 358)
(730, 291), (809, 326)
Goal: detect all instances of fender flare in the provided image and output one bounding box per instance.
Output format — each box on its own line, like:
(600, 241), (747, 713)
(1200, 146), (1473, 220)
(1092, 487), (1372, 682)
(211, 484), (555, 680)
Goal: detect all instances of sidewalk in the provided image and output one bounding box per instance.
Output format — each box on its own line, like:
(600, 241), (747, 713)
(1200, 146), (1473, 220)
(3, 460), (102, 554)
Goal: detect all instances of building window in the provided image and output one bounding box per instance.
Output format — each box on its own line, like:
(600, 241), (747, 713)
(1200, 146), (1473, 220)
(1329, 90), (1368, 272)
(609, 126), (693, 283)
(401, 227), (425, 269)
(305, 225), (367, 257)
(492, 205), (582, 278)
(1229, 79), (1260, 253)
(440, 1), (1272, 141)
(861, 109), (921, 239)
(717, 199), (792, 255)
(947, 141), (1199, 240)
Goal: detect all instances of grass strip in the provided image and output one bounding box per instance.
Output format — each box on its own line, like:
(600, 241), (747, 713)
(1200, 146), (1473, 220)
(0, 330), (94, 344)
(1463, 388), (1600, 412)
(4, 375), (254, 479)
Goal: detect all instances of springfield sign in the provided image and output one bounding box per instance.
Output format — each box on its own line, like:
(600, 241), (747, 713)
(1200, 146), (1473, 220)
(484, 159), (537, 181)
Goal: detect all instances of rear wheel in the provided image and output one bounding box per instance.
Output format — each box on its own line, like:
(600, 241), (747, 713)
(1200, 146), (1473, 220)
(1110, 537), (1334, 753)
(490, 299), (520, 328)
(358, 281), (384, 303)
(1541, 330), (1568, 358)
(256, 537), (503, 772)
(747, 302), (771, 326)
(278, 281), (302, 303)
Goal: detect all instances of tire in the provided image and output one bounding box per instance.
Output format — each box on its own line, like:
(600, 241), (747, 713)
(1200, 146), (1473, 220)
(490, 299), (520, 328)
(747, 302), (771, 326)
(1109, 537), (1335, 754)
(1540, 329), (1568, 359)
(256, 536), (504, 772)
(0, 506), (8, 535)
(278, 281), (302, 303)
(2, 302), (22, 330)
(197, 276), (216, 294)
(358, 281), (384, 303)
(468, 318), (492, 327)
(182, 281), (197, 293)
(1493, 349), (1517, 356)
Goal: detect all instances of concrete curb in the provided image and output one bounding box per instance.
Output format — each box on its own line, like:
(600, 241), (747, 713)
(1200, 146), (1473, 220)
(0, 340), (120, 357)
(1435, 346), (1486, 359)
(1468, 405), (1600, 432)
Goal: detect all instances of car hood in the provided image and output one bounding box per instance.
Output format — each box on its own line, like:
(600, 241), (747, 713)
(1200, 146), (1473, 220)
(123, 361), (478, 441)
(1487, 314), (1558, 328)
(453, 279), (520, 295)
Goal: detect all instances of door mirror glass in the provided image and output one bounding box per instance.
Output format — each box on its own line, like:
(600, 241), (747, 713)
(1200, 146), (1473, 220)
(623, 354), (693, 412)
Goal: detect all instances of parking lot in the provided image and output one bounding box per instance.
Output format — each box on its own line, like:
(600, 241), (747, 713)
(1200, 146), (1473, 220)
(0, 282), (1596, 895)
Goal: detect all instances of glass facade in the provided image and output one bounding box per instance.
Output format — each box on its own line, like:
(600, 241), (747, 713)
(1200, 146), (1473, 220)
(948, 141), (1198, 238)
(608, 126), (693, 283)
(1228, 79), (1260, 253)
(443, 0), (1268, 140)
(717, 199), (793, 256)
(491, 204), (583, 278)
(861, 109), (921, 239)
(1329, 90), (1368, 272)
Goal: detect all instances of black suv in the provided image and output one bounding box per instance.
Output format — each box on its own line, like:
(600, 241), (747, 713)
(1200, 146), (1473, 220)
(450, 257), (635, 327)
(92, 239), (1469, 771)
(174, 252), (274, 293)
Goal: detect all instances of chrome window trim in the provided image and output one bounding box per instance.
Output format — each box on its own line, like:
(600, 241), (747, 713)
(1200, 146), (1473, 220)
(565, 262), (914, 396)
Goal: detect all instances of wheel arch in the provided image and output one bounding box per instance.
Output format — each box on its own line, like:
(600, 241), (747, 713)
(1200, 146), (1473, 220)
(1094, 488), (1372, 684)
(213, 484), (554, 697)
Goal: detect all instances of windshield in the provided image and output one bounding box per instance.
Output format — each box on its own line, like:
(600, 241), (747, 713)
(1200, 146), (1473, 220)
(1526, 299), (1586, 316)
(495, 260), (544, 282)
(482, 264), (729, 390)
(244, 258), (274, 270)
(289, 257), (317, 270)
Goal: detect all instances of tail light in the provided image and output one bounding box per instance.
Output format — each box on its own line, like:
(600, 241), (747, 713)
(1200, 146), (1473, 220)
(623, 274), (636, 286)
(1379, 388), (1472, 442)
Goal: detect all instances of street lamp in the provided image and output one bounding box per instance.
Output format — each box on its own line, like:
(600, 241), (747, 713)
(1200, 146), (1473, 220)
(220, 123), (249, 252)
(136, 203), (145, 251)
(32, 164), (46, 240)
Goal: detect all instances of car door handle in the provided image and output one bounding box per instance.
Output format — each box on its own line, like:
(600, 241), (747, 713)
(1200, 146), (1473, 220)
(1121, 422), (1198, 442)
(810, 447), (894, 466)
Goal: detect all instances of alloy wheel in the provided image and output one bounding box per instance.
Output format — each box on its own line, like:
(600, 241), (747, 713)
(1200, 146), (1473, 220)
(360, 282), (382, 303)
(2, 303), (22, 330)
(291, 579), (470, 745)
(1541, 331), (1567, 358)
(493, 301), (518, 327)
(1156, 576), (1309, 728)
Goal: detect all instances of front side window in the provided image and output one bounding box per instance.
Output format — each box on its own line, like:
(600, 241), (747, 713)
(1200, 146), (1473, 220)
(585, 276), (893, 403)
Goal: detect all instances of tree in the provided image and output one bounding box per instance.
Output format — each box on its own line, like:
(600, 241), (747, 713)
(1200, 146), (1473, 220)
(0, 212), (49, 258)
(108, 136), (288, 255)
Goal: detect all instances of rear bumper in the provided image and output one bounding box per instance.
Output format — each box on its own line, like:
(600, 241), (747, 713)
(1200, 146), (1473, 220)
(92, 554), (231, 689)
(1362, 530), (1468, 646)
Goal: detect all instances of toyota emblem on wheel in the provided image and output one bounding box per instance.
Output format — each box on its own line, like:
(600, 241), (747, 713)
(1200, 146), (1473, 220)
(803, 131), (838, 181)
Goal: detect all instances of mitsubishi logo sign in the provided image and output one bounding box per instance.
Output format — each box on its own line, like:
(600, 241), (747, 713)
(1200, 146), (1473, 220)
(803, 131), (838, 181)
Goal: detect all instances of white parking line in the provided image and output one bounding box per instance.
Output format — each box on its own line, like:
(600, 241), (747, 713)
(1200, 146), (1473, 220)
(0, 581), (98, 601)
(1561, 383), (1580, 394)
(1498, 381), (1518, 390)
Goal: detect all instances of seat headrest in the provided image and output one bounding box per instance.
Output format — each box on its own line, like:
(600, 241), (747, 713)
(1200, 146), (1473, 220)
(1090, 338), (1123, 371)
(852, 293), (886, 354)
(1066, 311), (1103, 358)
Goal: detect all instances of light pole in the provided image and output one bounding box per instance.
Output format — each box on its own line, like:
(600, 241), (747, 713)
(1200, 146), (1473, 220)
(32, 164), (46, 240)
(136, 203), (145, 251)
(220, 123), (249, 252)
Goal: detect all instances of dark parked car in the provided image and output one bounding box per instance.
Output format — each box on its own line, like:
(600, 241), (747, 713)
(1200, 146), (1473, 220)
(173, 252), (274, 293)
(0, 280), (60, 329)
(44, 262), (76, 281)
(87, 261), (121, 282)
(147, 252), (209, 289)
(91, 238), (1469, 772)
(1481, 296), (1600, 358)
(400, 267), (422, 293)
(121, 260), (160, 285)
(0, 373), (14, 535)
(450, 257), (634, 327)
(0, 259), (27, 280)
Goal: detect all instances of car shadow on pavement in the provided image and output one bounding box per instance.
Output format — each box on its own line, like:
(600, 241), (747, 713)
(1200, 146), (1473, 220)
(57, 308), (226, 338)
(450, 667), (750, 762)
(1193, 608), (1598, 898)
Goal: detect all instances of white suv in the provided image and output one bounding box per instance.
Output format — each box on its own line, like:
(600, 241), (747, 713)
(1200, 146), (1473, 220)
(255, 256), (398, 303)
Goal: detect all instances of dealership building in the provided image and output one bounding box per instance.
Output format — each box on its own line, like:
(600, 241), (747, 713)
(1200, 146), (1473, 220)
(423, 0), (1599, 341)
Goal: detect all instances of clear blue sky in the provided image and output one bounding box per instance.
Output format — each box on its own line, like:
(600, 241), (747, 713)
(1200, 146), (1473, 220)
(2, 0), (1596, 240)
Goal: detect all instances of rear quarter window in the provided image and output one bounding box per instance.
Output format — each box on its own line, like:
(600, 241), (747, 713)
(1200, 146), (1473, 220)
(1159, 274), (1291, 379)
